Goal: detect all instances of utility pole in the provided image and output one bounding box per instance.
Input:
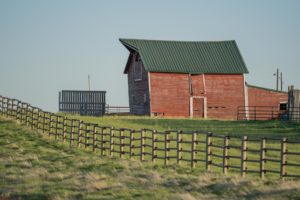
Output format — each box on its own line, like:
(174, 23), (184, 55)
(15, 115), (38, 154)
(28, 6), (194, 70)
(274, 68), (283, 91)
(276, 68), (279, 91)
(88, 75), (91, 91)
(280, 72), (283, 91)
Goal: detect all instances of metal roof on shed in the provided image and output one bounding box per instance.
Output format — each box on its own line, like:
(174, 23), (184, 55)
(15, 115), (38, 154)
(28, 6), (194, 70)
(120, 38), (249, 74)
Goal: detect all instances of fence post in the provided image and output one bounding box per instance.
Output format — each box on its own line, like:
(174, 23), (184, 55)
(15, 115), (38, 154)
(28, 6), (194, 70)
(85, 124), (89, 149)
(241, 136), (248, 177)
(47, 113), (51, 136)
(120, 129), (124, 158)
(110, 127), (114, 157)
(37, 109), (41, 130)
(280, 138), (287, 179)
(78, 121), (83, 148)
(152, 130), (157, 163)
(62, 117), (67, 143)
(165, 131), (169, 166)
(177, 130), (182, 164)
(206, 132), (212, 171)
(7, 98), (11, 118)
(4, 97), (7, 116)
(26, 105), (30, 127)
(223, 136), (229, 174)
(15, 100), (20, 121)
(19, 103), (23, 124)
(54, 115), (58, 138)
(8, 98), (12, 118)
(31, 107), (34, 129)
(49, 114), (54, 138)
(129, 129), (133, 160)
(11, 99), (14, 118)
(191, 131), (197, 168)
(70, 119), (74, 146)
(260, 138), (266, 178)
(42, 112), (46, 134)
(92, 125), (97, 152)
(140, 129), (145, 161)
(100, 128), (105, 156)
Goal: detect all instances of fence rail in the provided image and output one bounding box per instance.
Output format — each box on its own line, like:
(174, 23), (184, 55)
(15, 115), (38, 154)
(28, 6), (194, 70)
(105, 106), (130, 115)
(237, 106), (300, 121)
(1, 95), (300, 179)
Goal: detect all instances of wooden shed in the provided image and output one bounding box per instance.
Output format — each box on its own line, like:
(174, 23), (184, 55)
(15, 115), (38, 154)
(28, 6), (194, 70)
(120, 38), (287, 119)
(59, 90), (106, 116)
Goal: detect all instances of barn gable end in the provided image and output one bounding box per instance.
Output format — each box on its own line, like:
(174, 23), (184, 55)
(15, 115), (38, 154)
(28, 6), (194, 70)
(126, 52), (150, 115)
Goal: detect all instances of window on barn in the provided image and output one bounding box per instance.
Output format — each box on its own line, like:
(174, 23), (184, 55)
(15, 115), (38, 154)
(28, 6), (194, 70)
(279, 102), (287, 111)
(134, 55), (143, 81)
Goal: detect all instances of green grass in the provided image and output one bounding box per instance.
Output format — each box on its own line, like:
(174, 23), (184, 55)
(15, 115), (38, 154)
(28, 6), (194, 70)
(63, 115), (300, 177)
(1, 116), (300, 199)
(66, 115), (300, 139)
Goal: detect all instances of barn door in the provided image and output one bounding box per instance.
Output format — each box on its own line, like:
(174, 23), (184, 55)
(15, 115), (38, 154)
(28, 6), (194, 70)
(192, 97), (205, 118)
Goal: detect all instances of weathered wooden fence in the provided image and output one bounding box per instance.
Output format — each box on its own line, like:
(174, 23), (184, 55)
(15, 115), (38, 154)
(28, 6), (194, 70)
(1, 95), (300, 179)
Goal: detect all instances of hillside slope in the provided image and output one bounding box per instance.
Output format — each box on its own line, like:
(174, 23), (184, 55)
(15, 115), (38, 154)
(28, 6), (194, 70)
(0, 117), (300, 200)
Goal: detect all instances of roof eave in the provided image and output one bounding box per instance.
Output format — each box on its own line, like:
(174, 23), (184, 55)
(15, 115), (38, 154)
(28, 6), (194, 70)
(119, 38), (139, 52)
(123, 53), (133, 74)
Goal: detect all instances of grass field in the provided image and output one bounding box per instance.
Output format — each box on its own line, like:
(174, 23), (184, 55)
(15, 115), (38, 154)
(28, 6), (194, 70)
(67, 115), (300, 139)
(1, 116), (300, 199)
(64, 115), (300, 177)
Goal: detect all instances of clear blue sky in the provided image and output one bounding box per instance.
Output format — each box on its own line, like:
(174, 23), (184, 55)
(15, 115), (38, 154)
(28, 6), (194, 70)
(1, 0), (299, 112)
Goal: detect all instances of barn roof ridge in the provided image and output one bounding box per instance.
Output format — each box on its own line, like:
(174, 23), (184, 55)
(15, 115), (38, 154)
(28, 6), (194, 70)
(119, 38), (236, 43)
(120, 38), (249, 74)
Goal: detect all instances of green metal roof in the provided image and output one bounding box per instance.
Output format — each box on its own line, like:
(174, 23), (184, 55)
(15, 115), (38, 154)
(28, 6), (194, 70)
(120, 38), (249, 74)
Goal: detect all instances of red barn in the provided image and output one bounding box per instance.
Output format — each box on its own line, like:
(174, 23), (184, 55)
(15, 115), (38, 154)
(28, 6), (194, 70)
(120, 38), (287, 119)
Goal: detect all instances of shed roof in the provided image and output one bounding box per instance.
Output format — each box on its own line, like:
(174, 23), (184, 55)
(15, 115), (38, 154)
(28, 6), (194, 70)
(246, 83), (287, 94)
(120, 38), (249, 74)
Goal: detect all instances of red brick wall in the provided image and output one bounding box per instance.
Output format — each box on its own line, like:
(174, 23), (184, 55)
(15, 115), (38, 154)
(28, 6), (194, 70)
(149, 73), (190, 117)
(247, 86), (288, 107)
(204, 74), (245, 119)
(247, 86), (288, 120)
(149, 73), (245, 119)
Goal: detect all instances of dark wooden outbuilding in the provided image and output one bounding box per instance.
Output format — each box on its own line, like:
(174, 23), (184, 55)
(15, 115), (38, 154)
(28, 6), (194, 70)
(59, 90), (106, 116)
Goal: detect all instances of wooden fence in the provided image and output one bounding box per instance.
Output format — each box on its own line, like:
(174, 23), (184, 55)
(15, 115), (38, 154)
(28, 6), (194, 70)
(1, 95), (300, 179)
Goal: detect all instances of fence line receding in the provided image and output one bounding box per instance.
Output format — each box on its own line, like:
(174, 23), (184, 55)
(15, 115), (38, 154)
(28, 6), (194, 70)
(1, 95), (300, 179)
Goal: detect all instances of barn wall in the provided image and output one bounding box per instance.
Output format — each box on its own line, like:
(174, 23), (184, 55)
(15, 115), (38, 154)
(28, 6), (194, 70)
(204, 74), (245, 119)
(149, 73), (190, 117)
(149, 73), (245, 119)
(247, 86), (288, 107)
(127, 53), (150, 115)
